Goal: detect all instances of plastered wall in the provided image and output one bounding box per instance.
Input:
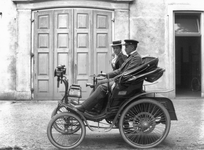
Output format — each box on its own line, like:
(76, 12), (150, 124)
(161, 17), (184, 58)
(0, 0), (19, 99)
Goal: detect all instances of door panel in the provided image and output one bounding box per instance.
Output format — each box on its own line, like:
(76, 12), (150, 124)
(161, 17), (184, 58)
(53, 9), (73, 99)
(34, 11), (53, 99)
(94, 10), (112, 74)
(74, 9), (92, 99)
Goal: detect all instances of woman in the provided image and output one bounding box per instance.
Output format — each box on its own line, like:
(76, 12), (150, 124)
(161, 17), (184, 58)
(111, 40), (127, 70)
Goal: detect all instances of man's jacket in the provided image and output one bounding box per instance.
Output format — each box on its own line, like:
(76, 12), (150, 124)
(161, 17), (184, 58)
(107, 51), (142, 79)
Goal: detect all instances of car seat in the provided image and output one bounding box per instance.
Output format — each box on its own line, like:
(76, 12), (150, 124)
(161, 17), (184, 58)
(110, 56), (165, 107)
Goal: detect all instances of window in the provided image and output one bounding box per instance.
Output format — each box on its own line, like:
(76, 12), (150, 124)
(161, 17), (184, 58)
(175, 13), (200, 36)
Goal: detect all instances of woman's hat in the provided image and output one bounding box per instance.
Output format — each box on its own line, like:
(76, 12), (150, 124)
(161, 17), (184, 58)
(111, 40), (122, 47)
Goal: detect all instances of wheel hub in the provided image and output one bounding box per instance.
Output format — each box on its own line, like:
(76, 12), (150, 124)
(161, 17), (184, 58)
(141, 120), (149, 129)
(133, 112), (156, 134)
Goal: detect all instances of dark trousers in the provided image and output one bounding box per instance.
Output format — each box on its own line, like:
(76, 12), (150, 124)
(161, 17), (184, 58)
(82, 83), (112, 110)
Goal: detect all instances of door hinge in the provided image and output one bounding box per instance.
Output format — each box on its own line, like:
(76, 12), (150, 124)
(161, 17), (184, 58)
(31, 88), (34, 93)
(31, 52), (34, 58)
(31, 19), (34, 23)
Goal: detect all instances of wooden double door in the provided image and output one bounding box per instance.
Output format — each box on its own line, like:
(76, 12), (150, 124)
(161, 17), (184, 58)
(33, 8), (112, 100)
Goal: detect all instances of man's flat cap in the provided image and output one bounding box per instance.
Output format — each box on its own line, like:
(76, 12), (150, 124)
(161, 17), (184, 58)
(123, 39), (139, 45)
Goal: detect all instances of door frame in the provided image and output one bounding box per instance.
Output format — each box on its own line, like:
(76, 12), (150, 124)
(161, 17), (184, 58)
(168, 5), (204, 98)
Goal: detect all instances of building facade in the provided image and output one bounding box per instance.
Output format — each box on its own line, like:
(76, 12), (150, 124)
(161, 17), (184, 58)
(0, 0), (204, 100)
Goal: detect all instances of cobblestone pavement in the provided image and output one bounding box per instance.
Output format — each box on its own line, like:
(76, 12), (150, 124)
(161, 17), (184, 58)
(0, 98), (204, 150)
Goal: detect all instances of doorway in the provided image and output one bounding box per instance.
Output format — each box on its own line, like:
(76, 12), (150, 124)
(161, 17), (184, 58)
(175, 13), (201, 97)
(175, 37), (201, 97)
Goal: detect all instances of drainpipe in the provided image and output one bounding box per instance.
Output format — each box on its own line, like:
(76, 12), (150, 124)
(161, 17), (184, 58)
(128, 2), (130, 38)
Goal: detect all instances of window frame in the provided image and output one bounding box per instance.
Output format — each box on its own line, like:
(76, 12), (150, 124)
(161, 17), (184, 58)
(175, 12), (201, 37)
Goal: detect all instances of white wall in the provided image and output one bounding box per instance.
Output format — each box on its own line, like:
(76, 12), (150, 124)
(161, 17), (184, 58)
(0, 0), (18, 99)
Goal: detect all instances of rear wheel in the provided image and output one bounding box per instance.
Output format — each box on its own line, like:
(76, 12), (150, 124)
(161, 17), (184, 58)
(119, 99), (171, 149)
(47, 112), (85, 149)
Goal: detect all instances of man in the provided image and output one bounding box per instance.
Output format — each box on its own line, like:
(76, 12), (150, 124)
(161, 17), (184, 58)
(75, 39), (142, 112)
(111, 40), (127, 70)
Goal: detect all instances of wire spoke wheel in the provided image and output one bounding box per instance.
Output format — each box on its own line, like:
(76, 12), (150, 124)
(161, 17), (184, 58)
(51, 106), (77, 134)
(47, 112), (85, 149)
(119, 99), (171, 149)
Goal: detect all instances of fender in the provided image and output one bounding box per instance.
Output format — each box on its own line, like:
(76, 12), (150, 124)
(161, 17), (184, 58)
(59, 102), (87, 122)
(116, 92), (178, 121)
(145, 96), (178, 120)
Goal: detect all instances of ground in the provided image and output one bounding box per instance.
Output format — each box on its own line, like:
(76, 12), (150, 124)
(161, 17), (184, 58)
(0, 98), (204, 150)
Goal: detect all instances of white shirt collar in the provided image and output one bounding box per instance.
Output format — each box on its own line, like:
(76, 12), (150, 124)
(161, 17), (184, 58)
(130, 50), (137, 55)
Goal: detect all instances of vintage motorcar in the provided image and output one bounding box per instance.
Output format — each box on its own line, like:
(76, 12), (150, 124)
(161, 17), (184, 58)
(47, 56), (177, 149)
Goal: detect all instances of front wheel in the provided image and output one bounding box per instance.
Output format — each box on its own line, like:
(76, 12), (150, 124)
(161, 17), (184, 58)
(47, 112), (86, 149)
(119, 99), (171, 149)
(51, 105), (78, 134)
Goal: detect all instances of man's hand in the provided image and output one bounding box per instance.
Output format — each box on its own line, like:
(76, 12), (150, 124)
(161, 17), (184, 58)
(97, 72), (106, 77)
